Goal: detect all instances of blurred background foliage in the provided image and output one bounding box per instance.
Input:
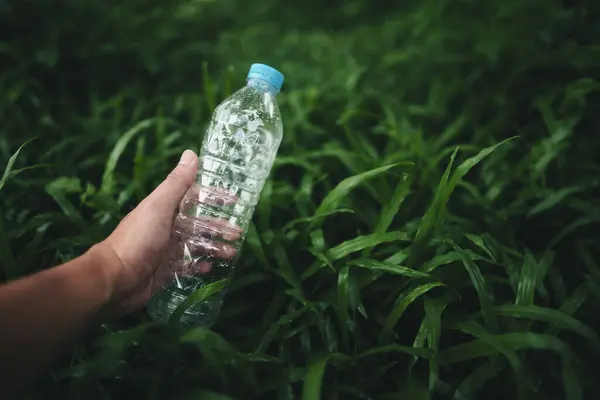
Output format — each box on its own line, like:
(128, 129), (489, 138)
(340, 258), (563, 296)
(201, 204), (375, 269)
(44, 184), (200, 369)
(2, 0), (600, 398)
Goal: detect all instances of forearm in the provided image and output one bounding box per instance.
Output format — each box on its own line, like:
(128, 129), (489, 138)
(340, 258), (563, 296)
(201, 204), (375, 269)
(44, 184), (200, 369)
(0, 247), (113, 396)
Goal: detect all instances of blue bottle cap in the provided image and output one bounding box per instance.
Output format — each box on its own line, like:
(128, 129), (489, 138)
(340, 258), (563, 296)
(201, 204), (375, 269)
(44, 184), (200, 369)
(247, 63), (284, 93)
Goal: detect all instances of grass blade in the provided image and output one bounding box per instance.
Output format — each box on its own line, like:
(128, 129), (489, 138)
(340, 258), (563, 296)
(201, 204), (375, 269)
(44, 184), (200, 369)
(420, 251), (463, 273)
(45, 177), (84, 220)
(381, 282), (445, 342)
(494, 304), (600, 344)
(169, 278), (230, 325)
(357, 344), (434, 359)
(284, 209), (355, 232)
(438, 333), (581, 400)
(101, 118), (172, 194)
(455, 320), (528, 393)
(257, 306), (310, 352)
(411, 147), (457, 257)
(0, 137), (36, 192)
(349, 259), (431, 279)
(202, 60), (216, 113)
(411, 138), (517, 265)
(337, 264), (351, 335)
(464, 233), (496, 261)
(453, 361), (496, 400)
(302, 353), (350, 400)
(315, 162), (411, 216)
(452, 243), (498, 333)
(515, 251), (538, 306)
(527, 186), (583, 218)
(408, 319), (430, 378)
(424, 296), (450, 391)
(327, 231), (411, 261)
(374, 171), (412, 235)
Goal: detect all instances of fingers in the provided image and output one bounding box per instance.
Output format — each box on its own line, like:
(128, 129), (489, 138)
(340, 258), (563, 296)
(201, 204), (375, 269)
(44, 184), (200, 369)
(177, 183), (243, 241)
(182, 235), (238, 260)
(195, 261), (212, 274)
(157, 229), (239, 281)
(173, 213), (242, 242)
(148, 150), (199, 214)
(181, 184), (238, 212)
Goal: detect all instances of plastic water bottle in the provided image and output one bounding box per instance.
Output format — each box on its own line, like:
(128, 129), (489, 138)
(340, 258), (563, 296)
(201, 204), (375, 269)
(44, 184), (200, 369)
(147, 63), (284, 327)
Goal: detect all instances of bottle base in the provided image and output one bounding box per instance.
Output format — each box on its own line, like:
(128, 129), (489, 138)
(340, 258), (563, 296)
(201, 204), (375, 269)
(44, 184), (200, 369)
(147, 287), (223, 328)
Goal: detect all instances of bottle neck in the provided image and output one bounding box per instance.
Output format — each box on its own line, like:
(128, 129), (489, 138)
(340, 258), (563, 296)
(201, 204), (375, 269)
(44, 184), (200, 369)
(246, 78), (279, 97)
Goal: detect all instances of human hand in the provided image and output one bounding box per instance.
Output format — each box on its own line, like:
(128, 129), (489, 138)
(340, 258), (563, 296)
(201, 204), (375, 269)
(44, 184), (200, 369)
(89, 150), (241, 316)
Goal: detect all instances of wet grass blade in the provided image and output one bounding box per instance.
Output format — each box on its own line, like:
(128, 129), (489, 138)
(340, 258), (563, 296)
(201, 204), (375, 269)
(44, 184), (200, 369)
(424, 296), (450, 391)
(0, 137), (36, 192)
(101, 118), (172, 194)
(315, 162), (411, 216)
(246, 221), (271, 269)
(202, 60), (216, 113)
(515, 251), (538, 306)
(357, 344), (434, 359)
(494, 304), (600, 344)
(409, 320), (429, 373)
(453, 361), (496, 400)
(326, 231), (411, 261)
(349, 259), (431, 279)
(45, 177), (84, 220)
(336, 264), (352, 337)
(257, 306), (310, 352)
(381, 282), (445, 342)
(557, 281), (592, 319)
(374, 171), (413, 235)
(169, 278), (230, 325)
(463, 234), (495, 261)
(455, 320), (522, 374)
(284, 209), (355, 232)
(420, 251), (464, 273)
(302, 353), (350, 400)
(527, 186), (583, 218)
(452, 242), (498, 333)
(438, 333), (581, 400)
(411, 138), (517, 264)
(411, 147), (457, 258)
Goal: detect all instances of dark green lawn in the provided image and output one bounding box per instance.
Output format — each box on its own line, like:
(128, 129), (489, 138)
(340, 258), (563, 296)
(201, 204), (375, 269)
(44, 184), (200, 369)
(2, 0), (600, 398)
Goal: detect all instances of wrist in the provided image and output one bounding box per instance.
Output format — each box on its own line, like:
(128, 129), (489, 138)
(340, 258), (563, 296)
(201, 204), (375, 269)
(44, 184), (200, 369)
(84, 242), (122, 307)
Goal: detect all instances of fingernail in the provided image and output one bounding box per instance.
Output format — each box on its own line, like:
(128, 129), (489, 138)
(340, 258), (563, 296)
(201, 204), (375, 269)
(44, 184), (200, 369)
(179, 150), (196, 165)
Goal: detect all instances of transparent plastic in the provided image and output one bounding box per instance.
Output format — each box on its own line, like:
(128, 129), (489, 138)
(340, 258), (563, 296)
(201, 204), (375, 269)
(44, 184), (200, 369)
(147, 76), (283, 327)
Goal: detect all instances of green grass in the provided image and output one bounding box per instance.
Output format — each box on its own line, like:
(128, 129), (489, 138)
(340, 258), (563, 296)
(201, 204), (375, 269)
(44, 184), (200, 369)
(2, 0), (600, 398)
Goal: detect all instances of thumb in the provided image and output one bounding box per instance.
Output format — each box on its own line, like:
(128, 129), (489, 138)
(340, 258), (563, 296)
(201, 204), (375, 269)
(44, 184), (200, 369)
(149, 149), (199, 212)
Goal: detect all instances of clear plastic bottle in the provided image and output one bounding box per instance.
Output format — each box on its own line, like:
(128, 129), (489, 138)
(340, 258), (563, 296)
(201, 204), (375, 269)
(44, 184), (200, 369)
(147, 63), (284, 327)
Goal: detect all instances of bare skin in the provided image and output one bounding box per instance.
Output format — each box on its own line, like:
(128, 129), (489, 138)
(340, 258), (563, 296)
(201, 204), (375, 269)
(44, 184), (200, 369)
(0, 149), (240, 397)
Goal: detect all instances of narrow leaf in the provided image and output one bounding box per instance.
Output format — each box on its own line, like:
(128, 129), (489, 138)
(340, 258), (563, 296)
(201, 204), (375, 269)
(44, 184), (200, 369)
(102, 118), (173, 193)
(357, 344), (434, 359)
(516, 251), (538, 306)
(0, 137), (37, 192)
(438, 332), (570, 365)
(350, 259), (431, 279)
(452, 243), (498, 332)
(327, 231), (411, 261)
(169, 278), (229, 325)
(337, 265), (351, 334)
(411, 147), (457, 253)
(374, 172), (413, 235)
(381, 282), (445, 342)
(495, 304), (600, 343)
(315, 162), (411, 216)
(302, 354), (350, 400)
